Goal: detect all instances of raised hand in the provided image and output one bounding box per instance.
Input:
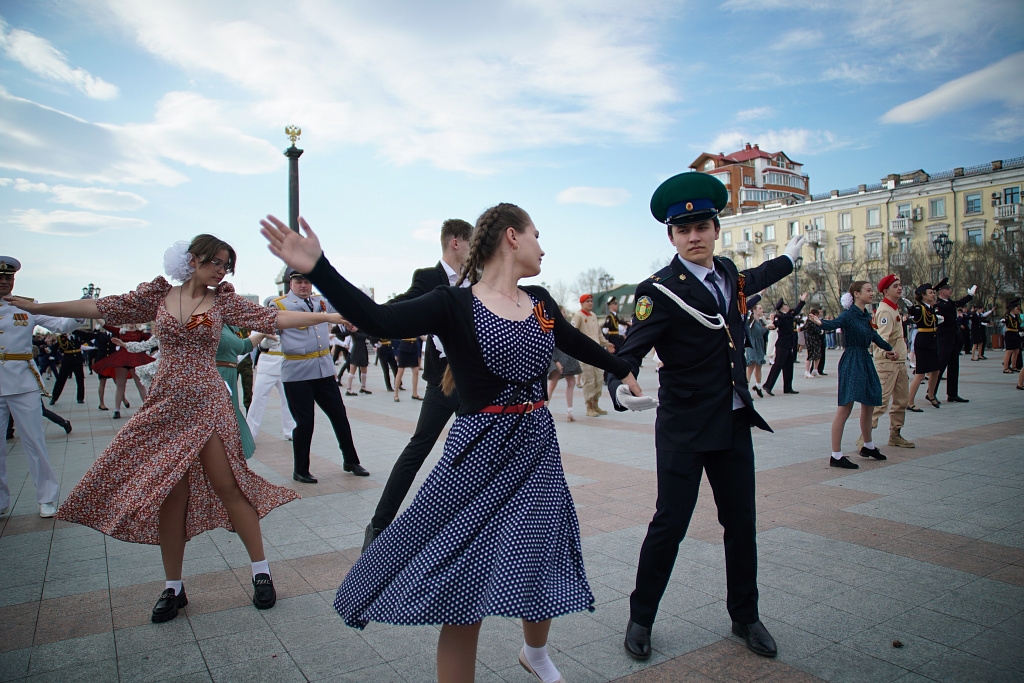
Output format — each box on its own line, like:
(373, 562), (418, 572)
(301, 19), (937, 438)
(784, 234), (806, 261)
(260, 215), (324, 274)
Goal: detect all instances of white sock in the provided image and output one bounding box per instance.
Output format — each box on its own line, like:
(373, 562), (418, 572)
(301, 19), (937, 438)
(863, 441), (875, 450)
(523, 643), (561, 683)
(831, 452), (844, 460)
(165, 580), (182, 595)
(251, 559), (270, 578)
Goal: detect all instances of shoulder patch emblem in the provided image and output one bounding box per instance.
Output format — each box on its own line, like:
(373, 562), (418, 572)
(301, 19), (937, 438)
(880, 316), (888, 326)
(635, 295), (654, 321)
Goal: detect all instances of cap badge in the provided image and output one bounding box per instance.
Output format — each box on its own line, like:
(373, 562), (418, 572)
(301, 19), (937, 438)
(685, 202), (693, 211)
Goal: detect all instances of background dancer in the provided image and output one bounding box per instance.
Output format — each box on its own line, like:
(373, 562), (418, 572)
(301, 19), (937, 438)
(93, 323), (152, 419)
(762, 292), (808, 396)
(934, 278), (976, 404)
(49, 330), (88, 405)
(246, 297), (296, 441)
(261, 207), (645, 683)
(1003, 298), (1021, 374)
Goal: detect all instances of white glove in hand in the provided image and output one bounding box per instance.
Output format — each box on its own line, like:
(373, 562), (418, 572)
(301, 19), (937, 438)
(784, 234), (806, 262)
(936, 314), (945, 324)
(967, 285), (977, 296)
(616, 384), (658, 412)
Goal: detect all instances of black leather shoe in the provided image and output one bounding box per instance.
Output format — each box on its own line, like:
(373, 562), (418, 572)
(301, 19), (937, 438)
(860, 446), (887, 460)
(948, 396), (969, 403)
(624, 619), (651, 660)
(754, 387), (763, 398)
(818, 373), (829, 376)
(252, 573), (276, 609)
(292, 472), (318, 484)
(362, 523), (383, 551)
(344, 463), (370, 477)
(764, 388), (775, 397)
(48, 398), (56, 406)
(829, 455), (859, 469)
(783, 390), (800, 394)
(61, 420), (72, 435)
(732, 620), (777, 657)
(152, 586), (188, 623)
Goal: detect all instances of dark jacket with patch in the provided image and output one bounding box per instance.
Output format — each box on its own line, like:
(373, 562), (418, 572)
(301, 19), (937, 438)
(609, 254), (793, 453)
(386, 263), (449, 385)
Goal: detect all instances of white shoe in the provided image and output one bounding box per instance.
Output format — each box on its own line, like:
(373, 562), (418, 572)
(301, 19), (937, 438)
(804, 372), (814, 379)
(39, 502), (57, 518)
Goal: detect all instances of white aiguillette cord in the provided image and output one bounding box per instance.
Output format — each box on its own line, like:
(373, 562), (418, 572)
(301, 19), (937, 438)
(651, 282), (726, 330)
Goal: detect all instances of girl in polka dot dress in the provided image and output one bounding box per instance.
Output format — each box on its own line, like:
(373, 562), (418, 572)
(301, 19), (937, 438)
(262, 206), (648, 683)
(17, 235), (345, 624)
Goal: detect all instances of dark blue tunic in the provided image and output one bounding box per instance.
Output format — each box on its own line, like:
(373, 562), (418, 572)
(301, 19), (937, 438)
(818, 306), (892, 406)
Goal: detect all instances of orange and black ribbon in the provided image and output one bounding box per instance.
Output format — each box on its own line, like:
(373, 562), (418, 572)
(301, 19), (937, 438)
(533, 301), (555, 333)
(186, 312), (214, 330)
(737, 274), (747, 316)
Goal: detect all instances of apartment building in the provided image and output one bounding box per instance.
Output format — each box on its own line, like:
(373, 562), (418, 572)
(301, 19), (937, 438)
(690, 143), (810, 216)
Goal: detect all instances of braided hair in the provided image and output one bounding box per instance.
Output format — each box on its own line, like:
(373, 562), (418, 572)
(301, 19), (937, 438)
(455, 203), (532, 286)
(441, 203), (532, 395)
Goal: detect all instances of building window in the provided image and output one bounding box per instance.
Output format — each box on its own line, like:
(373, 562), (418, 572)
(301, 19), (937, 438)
(966, 228), (984, 247)
(815, 247), (826, 262)
(929, 197), (946, 218)
(763, 246), (777, 259)
(712, 173), (731, 187)
(703, 159), (715, 170)
(789, 221), (800, 238)
(743, 175), (754, 186)
(813, 216), (825, 230)
(839, 243), (854, 262)
(764, 224), (775, 241)
(838, 212), (852, 231)
(742, 227), (753, 241)
(1006, 187), (1021, 205)
(744, 256), (752, 268)
(866, 241), (881, 260)
(867, 207), (880, 227)
(897, 203), (912, 218)
(965, 193), (982, 214)
(722, 231), (732, 247)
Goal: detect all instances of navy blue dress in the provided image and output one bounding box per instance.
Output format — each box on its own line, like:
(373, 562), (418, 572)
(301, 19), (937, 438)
(817, 306), (892, 406)
(334, 295), (593, 627)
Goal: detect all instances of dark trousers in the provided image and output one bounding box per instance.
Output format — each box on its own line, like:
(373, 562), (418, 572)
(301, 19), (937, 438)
(283, 376), (360, 475)
(371, 382), (459, 530)
(764, 336), (796, 392)
(237, 356), (253, 411)
(377, 347), (398, 392)
(630, 412), (759, 628)
(937, 339), (962, 399)
(816, 345), (827, 374)
(51, 357), (85, 403)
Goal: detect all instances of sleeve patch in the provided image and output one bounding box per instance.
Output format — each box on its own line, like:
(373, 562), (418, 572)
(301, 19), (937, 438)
(635, 296), (654, 321)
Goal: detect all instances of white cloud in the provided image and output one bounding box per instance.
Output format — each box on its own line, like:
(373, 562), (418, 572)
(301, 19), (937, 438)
(13, 178), (48, 192)
(735, 107), (776, 122)
(0, 17), (118, 99)
(556, 186), (631, 207)
(770, 29), (823, 52)
(412, 220), (442, 242)
(707, 128), (844, 156)
(10, 209), (148, 236)
(50, 185), (148, 211)
(881, 51), (1024, 124)
(0, 177), (11, 186)
(77, 0), (678, 173)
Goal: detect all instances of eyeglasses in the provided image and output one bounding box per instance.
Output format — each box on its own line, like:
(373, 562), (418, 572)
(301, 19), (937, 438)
(205, 258), (228, 271)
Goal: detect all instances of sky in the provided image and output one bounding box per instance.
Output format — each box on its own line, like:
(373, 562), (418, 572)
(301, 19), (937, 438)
(2, 0), (1023, 307)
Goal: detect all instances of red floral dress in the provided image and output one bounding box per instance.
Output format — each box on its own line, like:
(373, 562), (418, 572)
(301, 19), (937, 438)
(57, 277), (300, 544)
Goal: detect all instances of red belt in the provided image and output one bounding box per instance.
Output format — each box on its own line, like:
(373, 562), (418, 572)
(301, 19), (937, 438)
(479, 400), (545, 414)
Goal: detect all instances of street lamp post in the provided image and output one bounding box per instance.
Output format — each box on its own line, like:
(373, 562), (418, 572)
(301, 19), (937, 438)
(932, 233), (953, 279)
(81, 283), (101, 329)
(793, 255), (803, 302)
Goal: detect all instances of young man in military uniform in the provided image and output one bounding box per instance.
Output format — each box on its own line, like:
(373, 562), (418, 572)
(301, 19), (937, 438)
(609, 174), (805, 660)
(603, 296), (627, 352)
(49, 329), (89, 405)
(934, 277), (976, 403)
(763, 294), (807, 396)
(276, 270), (368, 482)
(0, 257), (86, 517)
(572, 293), (612, 416)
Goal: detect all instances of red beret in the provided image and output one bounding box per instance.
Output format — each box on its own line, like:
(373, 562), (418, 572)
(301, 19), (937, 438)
(579, 293), (593, 303)
(878, 274), (897, 293)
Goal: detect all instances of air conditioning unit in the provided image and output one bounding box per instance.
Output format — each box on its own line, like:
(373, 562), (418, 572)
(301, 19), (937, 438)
(913, 207), (923, 221)
(754, 232), (763, 243)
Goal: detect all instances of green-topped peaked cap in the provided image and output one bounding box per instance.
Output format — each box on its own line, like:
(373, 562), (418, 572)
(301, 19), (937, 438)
(650, 172), (729, 225)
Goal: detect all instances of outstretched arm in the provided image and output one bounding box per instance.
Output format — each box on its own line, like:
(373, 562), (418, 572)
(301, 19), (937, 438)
(276, 310), (345, 329)
(3, 296), (99, 318)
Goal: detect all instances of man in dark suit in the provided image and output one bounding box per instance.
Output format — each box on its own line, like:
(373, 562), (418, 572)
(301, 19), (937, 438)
(934, 277), (975, 403)
(763, 293), (807, 395)
(610, 172), (805, 660)
(49, 330), (89, 405)
(363, 218), (473, 550)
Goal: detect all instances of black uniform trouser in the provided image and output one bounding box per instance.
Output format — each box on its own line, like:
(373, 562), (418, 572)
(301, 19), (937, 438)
(816, 345), (827, 374)
(51, 357), (85, 403)
(371, 382), (459, 530)
(937, 339), (961, 399)
(764, 336), (796, 392)
(283, 376), (360, 475)
(630, 411), (758, 628)
(377, 347), (398, 392)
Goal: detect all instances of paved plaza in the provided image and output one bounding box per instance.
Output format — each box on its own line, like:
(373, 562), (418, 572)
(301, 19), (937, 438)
(1, 354), (1022, 682)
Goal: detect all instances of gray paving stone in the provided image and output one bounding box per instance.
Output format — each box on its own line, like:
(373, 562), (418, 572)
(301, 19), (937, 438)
(780, 603), (874, 642)
(840, 624), (949, 669)
(209, 651), (306, 683)
(882, 607), (986, 648)
(562, 633), (668, 680)
(913, 648), (1018, 683)
(26, 632), (115, 675)
(114, 617), (197, 655)
(270, 612), (356, 651)
(644, 614), (720, 658)
(289, 640), (386, 679)
(258, 592), (333, 625)
(188, 606), (267, 641)
(796, 643), (910, 683)
(921, 592), (1020, 627)
(23, 657), (118, 683)
(117, 641), (208, 683)
(762, 620), (832, 665)
(955, 628), (1024, 672)
(362, 623), (440, 661)
(315, 662), (406, 682)
(0, 582), (43, 607)
(40, 572), (108, 599)
(196, 628), (284, 670)
(820, 588), (915, 623)
(0, 647), (31, 682)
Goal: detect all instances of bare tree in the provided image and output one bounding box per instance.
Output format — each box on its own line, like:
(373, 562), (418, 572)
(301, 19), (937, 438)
(539, 279), (573, 311)
(803, 253), (865, 312)
(574, 268), (615, 298)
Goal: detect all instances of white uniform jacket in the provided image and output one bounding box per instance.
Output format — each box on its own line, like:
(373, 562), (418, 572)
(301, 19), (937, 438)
(0, 299), (84, 396)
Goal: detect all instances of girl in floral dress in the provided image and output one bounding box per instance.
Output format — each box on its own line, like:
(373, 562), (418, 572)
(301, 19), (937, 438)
(10, 235), (343, 623)
(261, 207), (651, 683)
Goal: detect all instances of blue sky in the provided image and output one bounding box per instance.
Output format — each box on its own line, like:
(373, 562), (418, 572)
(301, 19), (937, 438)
(2, 0), (1022, 306)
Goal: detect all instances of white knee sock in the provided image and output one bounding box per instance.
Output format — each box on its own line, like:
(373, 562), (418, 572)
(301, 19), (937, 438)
(251, 559), (270, 578)
(523, 643), (561, 683)
(165, 580), (182, 595)
(831, 451), (843, 460)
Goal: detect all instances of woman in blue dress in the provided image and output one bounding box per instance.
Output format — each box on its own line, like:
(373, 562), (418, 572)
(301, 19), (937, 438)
(807, 281), (898, 470)
(261, 205), (649, 683)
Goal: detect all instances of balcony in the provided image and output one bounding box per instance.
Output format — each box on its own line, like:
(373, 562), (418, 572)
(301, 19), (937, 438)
(889, 252), (910, 267)
(719, 247), (735, 259)
(888, 217), (914, 235)
(805, 230), (825, 245)
(995, 204), (1021, 222)
(804, 261), (826, 276)
(735, 240), (755, 255)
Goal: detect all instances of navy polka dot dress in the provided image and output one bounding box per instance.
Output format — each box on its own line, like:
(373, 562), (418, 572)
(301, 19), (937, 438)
(334, 294), (594, 628)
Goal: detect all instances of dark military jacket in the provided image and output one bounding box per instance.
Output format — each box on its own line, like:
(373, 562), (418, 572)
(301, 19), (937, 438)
(935, 294), (972, 346)
(610, 253), (793, 453)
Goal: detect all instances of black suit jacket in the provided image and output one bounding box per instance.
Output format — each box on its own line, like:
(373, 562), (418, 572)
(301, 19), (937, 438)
(610, 254), (793, 453)
(773, 300), (805, 338)
(387, 262), (450, 385)
(935, 294), (972, 346)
